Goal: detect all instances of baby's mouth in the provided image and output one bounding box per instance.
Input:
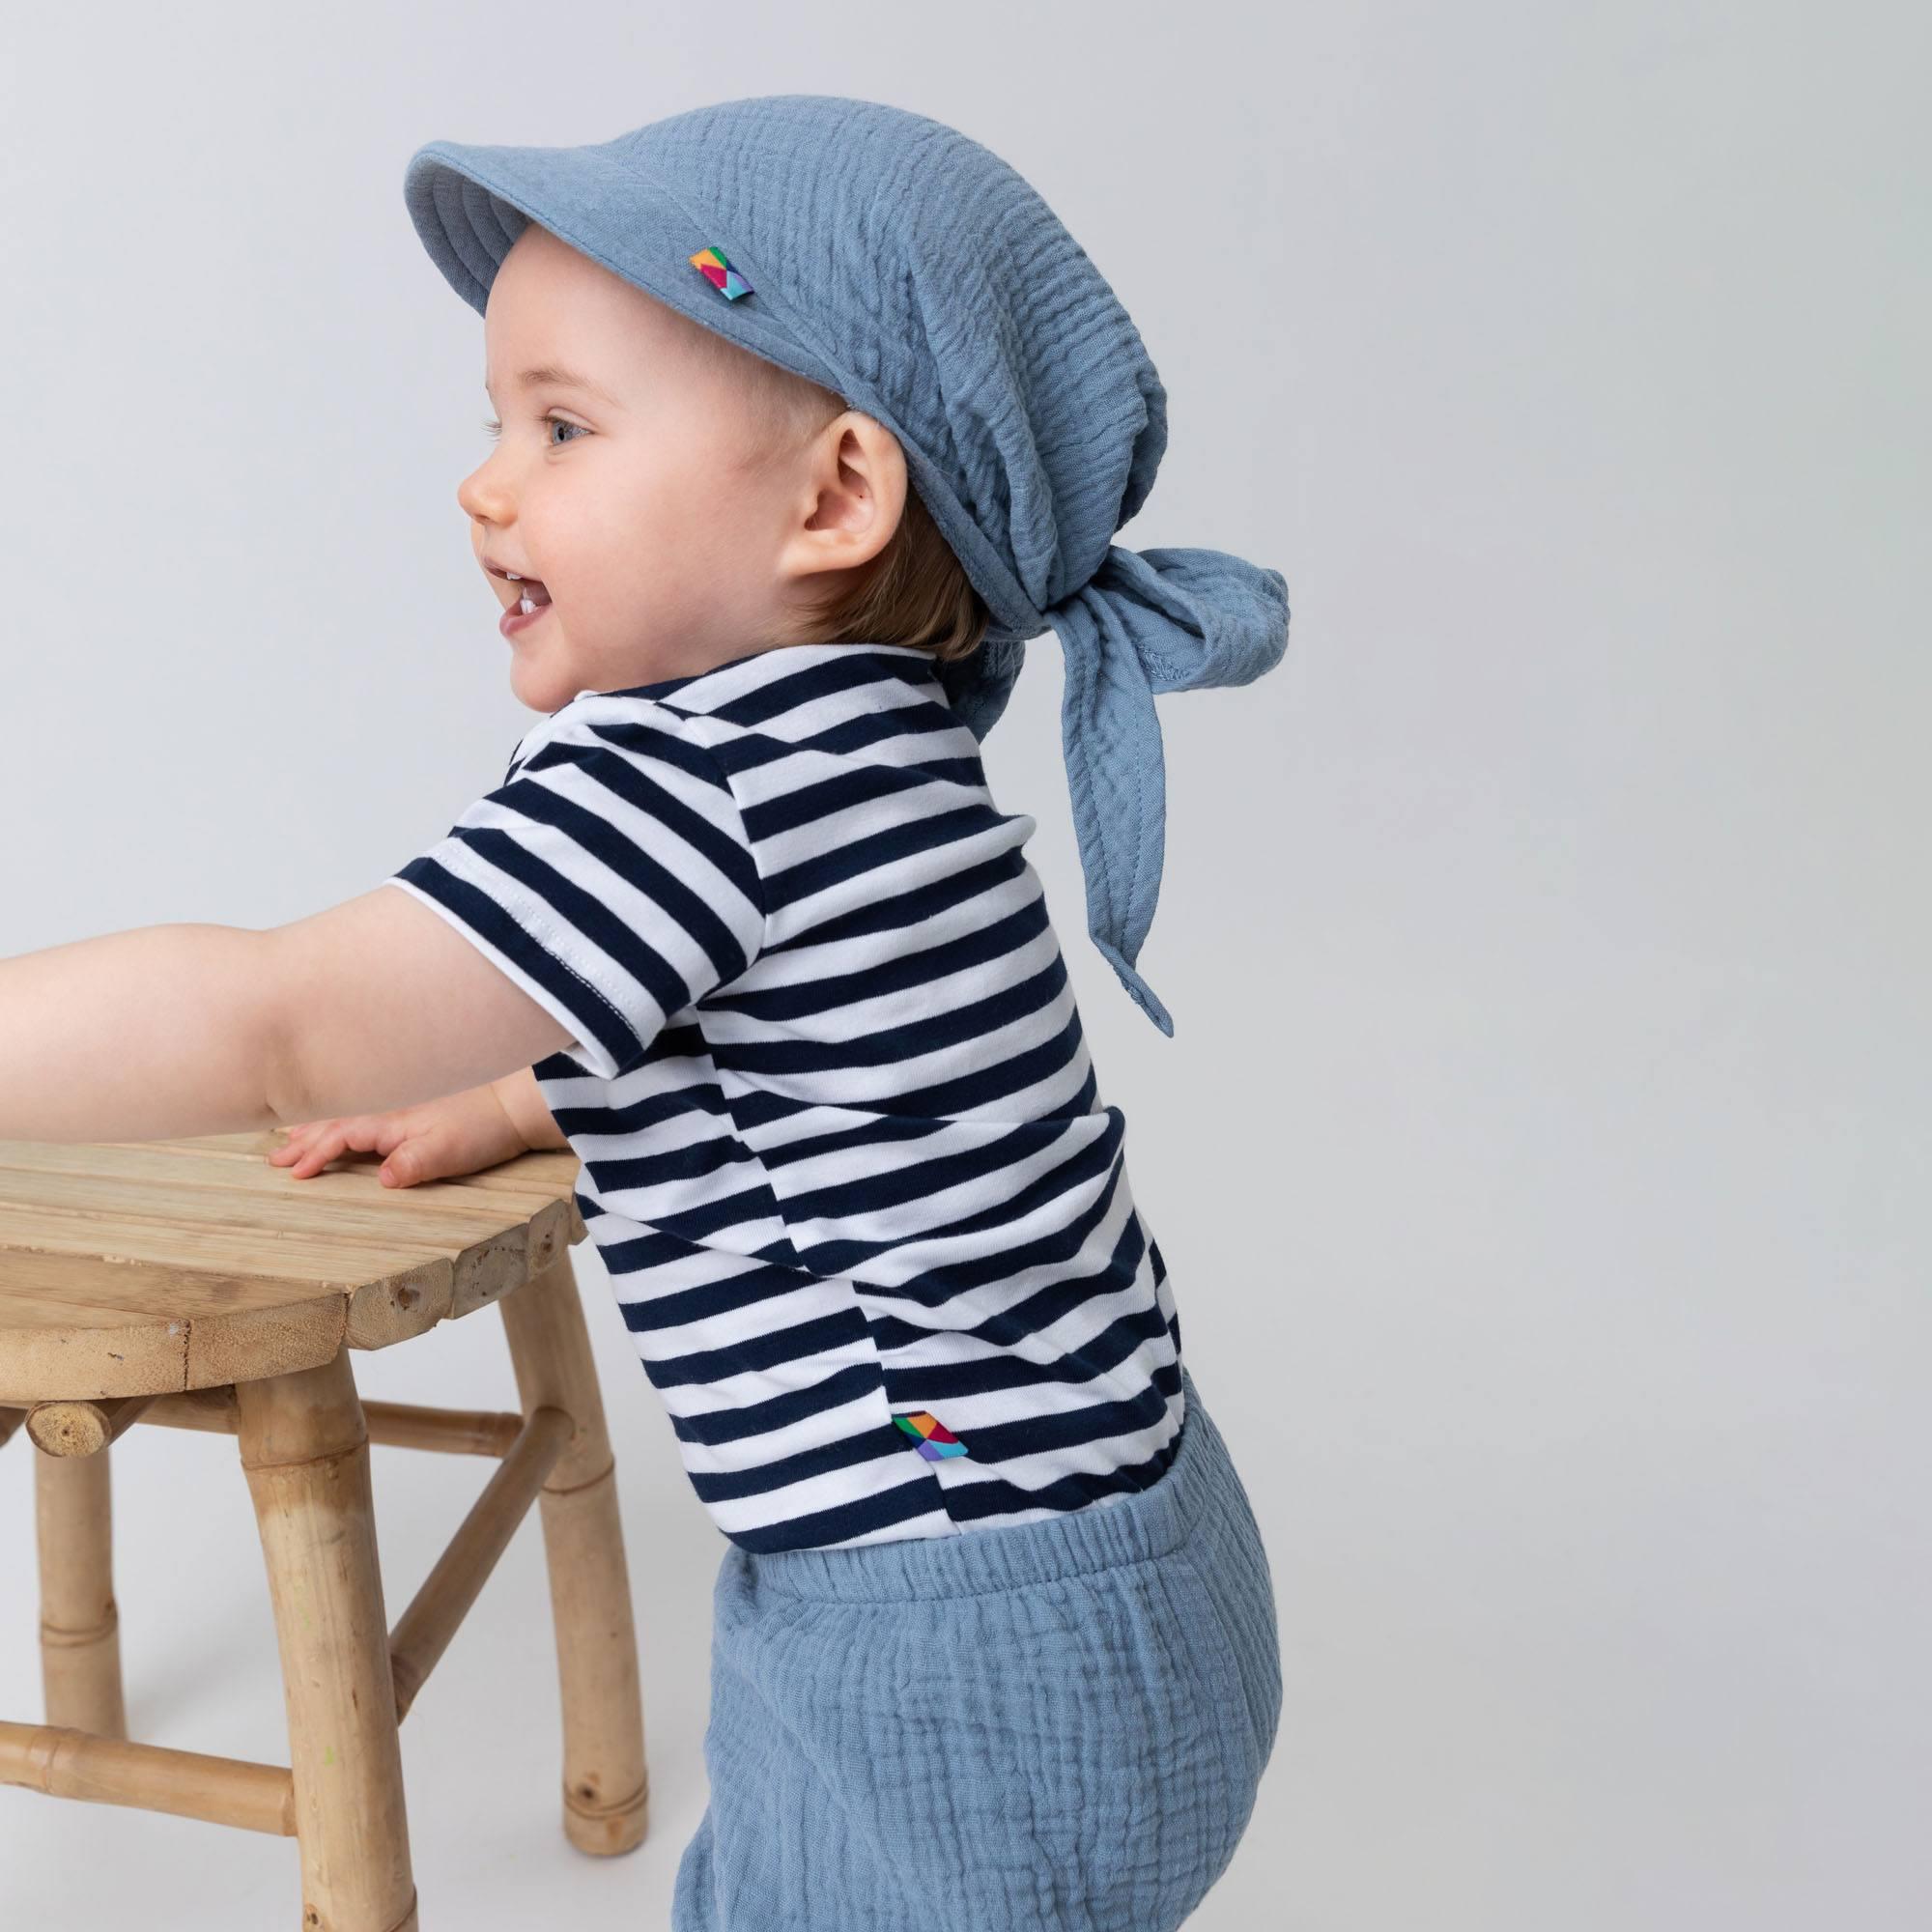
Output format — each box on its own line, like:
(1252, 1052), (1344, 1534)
(488, 561), (554, 612)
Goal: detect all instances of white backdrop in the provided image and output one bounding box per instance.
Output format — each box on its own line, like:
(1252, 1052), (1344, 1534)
(2, 3), (1926, 1926)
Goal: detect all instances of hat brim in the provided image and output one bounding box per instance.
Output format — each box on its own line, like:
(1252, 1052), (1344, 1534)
(406, 139), (852, 394)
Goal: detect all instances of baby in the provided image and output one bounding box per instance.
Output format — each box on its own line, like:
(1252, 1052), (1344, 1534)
(8, 95), (1290, 1932)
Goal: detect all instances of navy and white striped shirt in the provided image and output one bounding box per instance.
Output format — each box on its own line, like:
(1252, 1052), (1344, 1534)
(385, 641), (1185, 1552)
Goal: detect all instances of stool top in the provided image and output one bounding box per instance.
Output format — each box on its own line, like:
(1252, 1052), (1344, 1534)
(0, 1131), (585, 1404)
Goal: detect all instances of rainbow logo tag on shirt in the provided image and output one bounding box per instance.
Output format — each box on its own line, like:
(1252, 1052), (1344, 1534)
(893, 1411), (969, 1461)
(689, 245), (753, 301)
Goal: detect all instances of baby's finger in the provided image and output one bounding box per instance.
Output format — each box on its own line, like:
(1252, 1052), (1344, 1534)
(285, 1124), (353, 1179)
(268, 1122), (324, 1164)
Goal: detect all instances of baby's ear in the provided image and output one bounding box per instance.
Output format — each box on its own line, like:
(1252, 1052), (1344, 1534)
(786, 411), (908, 571)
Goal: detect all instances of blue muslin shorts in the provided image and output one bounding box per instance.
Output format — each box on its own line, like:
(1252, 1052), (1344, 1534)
(671, 1363), (1283, 1930)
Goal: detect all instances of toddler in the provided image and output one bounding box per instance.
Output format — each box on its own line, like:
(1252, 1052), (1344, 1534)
(17, 94), (1292, 1931)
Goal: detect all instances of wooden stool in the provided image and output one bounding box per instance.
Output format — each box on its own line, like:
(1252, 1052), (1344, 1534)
(0, 1130), (650, 1931)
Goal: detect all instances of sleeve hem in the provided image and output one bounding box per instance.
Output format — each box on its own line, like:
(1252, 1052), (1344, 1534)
(379, 875), (626, 1080)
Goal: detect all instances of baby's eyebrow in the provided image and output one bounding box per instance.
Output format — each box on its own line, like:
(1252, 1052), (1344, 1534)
(482, 363), (622, 408)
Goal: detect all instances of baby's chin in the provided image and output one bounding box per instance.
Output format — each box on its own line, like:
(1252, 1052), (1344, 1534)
(505, 626), (588, 715)
(505, 618), (758, 711)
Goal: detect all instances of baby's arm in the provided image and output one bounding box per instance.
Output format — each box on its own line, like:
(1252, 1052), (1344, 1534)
(0, 886), (582, 1144)
(0, 923), (291, 1140)
(263, 884), (581, 1123)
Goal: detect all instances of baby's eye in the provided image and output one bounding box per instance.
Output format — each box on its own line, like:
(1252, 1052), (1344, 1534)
(478, 413), (588, 446)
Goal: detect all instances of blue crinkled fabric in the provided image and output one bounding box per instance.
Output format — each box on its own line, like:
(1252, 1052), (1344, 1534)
(670, 1364), (1282, 1930)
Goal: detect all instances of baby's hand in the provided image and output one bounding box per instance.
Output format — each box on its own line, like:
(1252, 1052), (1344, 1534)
(270, 1082), (529, 1189)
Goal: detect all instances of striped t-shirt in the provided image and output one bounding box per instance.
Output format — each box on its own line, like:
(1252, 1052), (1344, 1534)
(384, 640), (1185, 1552)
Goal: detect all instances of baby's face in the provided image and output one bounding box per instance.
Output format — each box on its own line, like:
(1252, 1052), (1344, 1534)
(460, 222), (840, 712)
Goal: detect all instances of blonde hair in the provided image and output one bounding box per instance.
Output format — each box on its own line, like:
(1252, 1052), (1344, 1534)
(690, 323), (993, 669)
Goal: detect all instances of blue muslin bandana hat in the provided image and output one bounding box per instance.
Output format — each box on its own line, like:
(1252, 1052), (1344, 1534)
(402, 93), (1291, 1036)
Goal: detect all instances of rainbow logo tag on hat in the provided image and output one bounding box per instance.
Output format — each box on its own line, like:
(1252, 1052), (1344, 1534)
(893, 1410), (969, 1461)
(689, 245), (753, 301)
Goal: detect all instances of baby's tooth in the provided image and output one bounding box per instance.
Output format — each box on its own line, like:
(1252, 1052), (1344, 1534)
(519, 595), (535, 615)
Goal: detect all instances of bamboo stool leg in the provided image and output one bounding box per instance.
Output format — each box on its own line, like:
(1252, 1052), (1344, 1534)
(35, 1440), (128, 1740)
(498, 1250), (649, 1855)
(236, 1350), (419, 1932)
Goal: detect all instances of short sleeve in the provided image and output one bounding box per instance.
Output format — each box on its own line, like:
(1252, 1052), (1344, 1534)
(384, 696), (767, 1079)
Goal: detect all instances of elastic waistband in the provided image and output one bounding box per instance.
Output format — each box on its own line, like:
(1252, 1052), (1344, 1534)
(748, 1364), (1225, 1603)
